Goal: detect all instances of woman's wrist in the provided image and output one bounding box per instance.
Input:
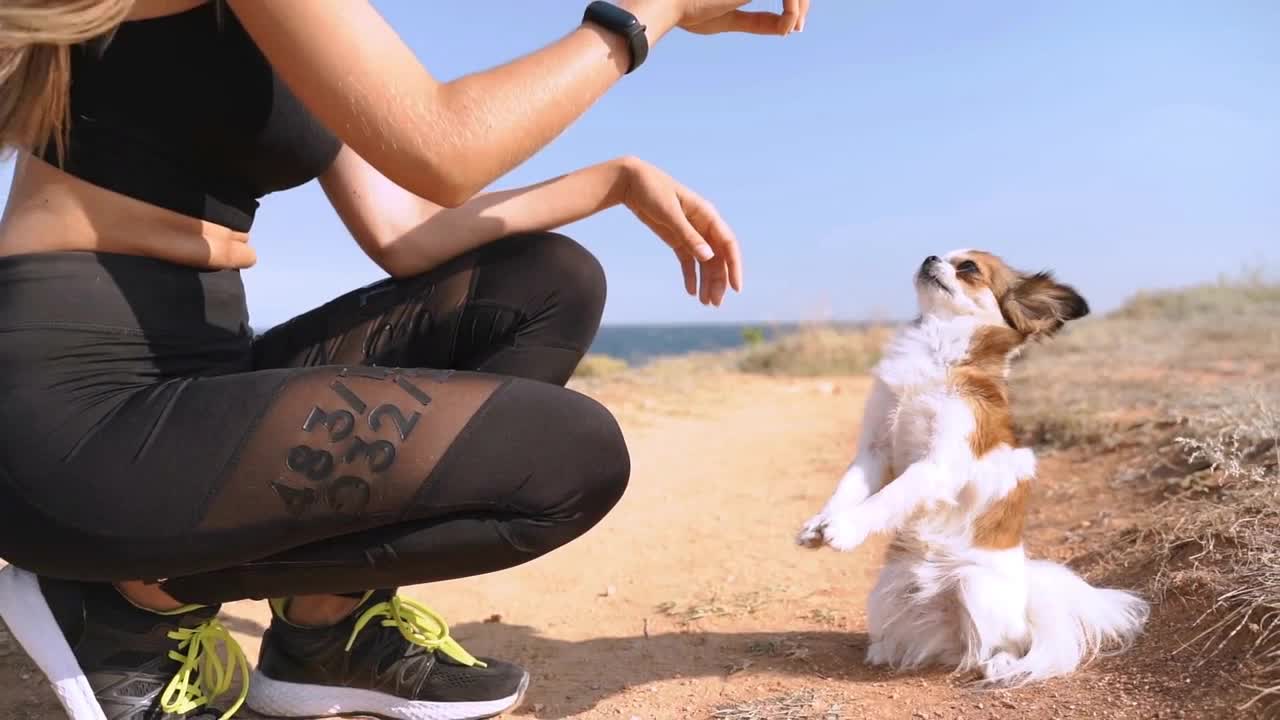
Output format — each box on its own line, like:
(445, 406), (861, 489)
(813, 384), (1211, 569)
(615, 0), (680, 47)
(606, 155), (643, 208)
(576, 1), (676, 75)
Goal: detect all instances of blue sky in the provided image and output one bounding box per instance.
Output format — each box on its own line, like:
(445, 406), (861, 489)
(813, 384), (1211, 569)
(2, 0), (1276, 327)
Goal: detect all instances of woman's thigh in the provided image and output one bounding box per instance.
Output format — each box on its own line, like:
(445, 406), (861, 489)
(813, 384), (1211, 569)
(252, 231), (607, 386)
(1, 363), (628, 584)
(0, 235), (620, 586)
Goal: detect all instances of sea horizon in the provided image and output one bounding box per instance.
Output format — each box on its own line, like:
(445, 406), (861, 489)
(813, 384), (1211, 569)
(251, 319), (895, 367)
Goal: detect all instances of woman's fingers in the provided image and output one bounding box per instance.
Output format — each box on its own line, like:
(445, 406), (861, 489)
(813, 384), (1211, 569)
(680, 189), (743, 293)
(623, 164), (742, 306)
(683, 1), (811, 36)
(684, 10), (784, 35)
(780, 0), (810, 33)
(700, 257), (729, 306)
(660, 188), (739, 306)
(662, 194), (716, 263)
(633, 204), (709, 300)
(673, 247), (698, 296)
(634, 199), (712, 261)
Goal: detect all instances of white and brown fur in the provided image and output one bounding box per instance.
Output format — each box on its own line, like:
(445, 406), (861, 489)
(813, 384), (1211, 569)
(796, 249), (1149, 685)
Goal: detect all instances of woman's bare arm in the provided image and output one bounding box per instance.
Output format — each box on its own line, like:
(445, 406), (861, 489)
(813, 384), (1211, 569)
(319, 145), (626, 276)
(228, 0), (805, 208)
(231, 0), (658, 208)
(320, 145), (741, 304)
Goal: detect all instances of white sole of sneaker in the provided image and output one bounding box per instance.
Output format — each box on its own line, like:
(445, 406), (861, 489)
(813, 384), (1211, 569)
(246, 668), (529, 720)
(0, 565), (106, 720)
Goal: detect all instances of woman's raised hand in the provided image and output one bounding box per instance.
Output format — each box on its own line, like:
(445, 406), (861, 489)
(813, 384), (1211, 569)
(616, 157), (742, 307)
(628, 0), (810, 38)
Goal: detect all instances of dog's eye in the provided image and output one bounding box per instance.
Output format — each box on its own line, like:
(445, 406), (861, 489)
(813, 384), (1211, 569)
(956, 260), (980, 275)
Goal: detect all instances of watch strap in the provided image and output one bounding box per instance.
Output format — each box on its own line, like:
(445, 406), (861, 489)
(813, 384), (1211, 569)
(583, 1), (649, 74)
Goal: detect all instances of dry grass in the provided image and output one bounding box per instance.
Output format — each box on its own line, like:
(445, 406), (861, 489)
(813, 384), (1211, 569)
(1011, 272), (1280, 449)
(710, 690), (846, 720)
(572, 353), (630, 379)
(576, 324), (894, 383)
(1008, 273), (1280, 709)
(1114, 389), (1280, 711)
(736, 325), (895, 377)
(654, 586), (787, 627)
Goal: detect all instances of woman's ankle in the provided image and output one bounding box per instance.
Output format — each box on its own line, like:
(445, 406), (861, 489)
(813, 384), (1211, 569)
(113, 580), (188, 614)
(279, 594), (363, 627)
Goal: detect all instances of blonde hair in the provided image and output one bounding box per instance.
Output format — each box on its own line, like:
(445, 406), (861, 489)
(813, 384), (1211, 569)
(0, 0), (132, 163)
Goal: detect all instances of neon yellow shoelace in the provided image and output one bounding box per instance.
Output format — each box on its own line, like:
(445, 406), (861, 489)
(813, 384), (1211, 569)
(345, 596), (487, 668)
(158, 618), (249, 719)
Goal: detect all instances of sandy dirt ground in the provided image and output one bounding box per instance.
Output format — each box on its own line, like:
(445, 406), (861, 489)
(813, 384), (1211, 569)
(0, 371), (1259, 719)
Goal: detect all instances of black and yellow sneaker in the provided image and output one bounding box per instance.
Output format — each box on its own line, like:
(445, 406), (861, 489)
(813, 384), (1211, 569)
(0, 565), (247, 720)
(247, 590), (528, 720)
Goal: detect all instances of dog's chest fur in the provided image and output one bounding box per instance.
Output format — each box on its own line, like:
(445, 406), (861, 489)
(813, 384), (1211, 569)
(872, 316), (982, 479)
(877, 390), (938, 480)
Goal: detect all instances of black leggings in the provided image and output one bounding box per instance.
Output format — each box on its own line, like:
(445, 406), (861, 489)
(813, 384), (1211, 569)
(0, 233), (629, 605)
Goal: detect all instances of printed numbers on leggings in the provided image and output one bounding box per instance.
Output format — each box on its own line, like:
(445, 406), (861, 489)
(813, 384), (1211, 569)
(326, 476), (372, 514)
(344, 436), (397, 473)
(279, 371), (436, 516)
(303, 406), (355, 443)
(287, 445), (335, 481)
(270, 481), (318, 517)
(369, 403), (420, 441)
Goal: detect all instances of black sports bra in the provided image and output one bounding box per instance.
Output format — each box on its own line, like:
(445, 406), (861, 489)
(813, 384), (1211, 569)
(40, 1), (342, 233)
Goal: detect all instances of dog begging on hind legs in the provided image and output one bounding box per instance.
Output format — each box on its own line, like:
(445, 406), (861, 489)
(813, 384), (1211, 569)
(795, 249), (1150, 686)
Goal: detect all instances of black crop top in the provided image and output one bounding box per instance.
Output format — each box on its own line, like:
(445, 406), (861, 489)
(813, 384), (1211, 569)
(40, 2), (342, 233)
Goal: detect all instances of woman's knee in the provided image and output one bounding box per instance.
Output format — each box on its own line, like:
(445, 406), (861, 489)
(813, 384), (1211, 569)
(562, 390), (631, 527)
(522, 231), (606, 315)
(530, 379), (630, 525)
(461, 377), (629, 547)
(479, 232), (607, 347)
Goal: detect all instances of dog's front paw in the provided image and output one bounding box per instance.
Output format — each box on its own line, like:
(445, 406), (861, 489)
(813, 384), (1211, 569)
(821, 515), (870, 552)
(796, 507), (869, 551)
(796, 512), (832, 548)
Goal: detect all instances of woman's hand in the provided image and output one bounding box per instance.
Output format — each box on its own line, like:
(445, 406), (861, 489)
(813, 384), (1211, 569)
(617, 157), (742, 306)
(629, 0), (810, 37)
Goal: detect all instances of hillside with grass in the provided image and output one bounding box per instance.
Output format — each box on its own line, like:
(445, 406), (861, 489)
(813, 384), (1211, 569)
(1009, 276), (1280, 714)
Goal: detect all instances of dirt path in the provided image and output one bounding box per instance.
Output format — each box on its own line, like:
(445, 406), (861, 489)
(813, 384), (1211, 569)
(0, 371), (1253, 719)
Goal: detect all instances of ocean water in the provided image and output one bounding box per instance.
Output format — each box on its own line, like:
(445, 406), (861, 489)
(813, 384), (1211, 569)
(252, 322), (820, 367)
(589, 323), (798, 365)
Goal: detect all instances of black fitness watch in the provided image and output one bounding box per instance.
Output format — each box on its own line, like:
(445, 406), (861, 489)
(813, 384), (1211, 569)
(583, 1), (649, 74)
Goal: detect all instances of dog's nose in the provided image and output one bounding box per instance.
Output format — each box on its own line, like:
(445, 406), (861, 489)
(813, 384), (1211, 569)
(924, 255), (940, 265)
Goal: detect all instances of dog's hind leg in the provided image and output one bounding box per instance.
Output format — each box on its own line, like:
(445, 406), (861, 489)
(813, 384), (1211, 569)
(865, 561), (906, 666)
(866, 560), (963, 671)
(956, 550), (1030, 682)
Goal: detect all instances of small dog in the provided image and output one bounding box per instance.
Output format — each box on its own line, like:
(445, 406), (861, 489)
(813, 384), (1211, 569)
(797, 249), (1148, 686)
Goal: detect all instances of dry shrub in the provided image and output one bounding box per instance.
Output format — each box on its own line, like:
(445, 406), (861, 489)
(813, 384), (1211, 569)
(1011, 274), (1280, 450)
(573, 353), (629, 379)
(711, 690), (845, 720)
(1114, 389), (1280, 711)
(1009, 274), (1280, 709)
(737, 325), (895, 377)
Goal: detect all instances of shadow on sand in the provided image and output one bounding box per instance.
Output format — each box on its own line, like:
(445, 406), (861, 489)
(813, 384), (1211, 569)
(449, 622), (949, 718)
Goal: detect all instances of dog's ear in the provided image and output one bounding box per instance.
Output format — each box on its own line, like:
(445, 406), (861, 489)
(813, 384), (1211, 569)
(999, 271), (1089, 338)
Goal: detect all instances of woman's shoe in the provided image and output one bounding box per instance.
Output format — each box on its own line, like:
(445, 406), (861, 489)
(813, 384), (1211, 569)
(0, 565), (247, 720)
(247, 590), (528, 720)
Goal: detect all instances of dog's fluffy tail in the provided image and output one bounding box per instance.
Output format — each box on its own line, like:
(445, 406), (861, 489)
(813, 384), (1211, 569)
(987, 559), (1149, 686)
